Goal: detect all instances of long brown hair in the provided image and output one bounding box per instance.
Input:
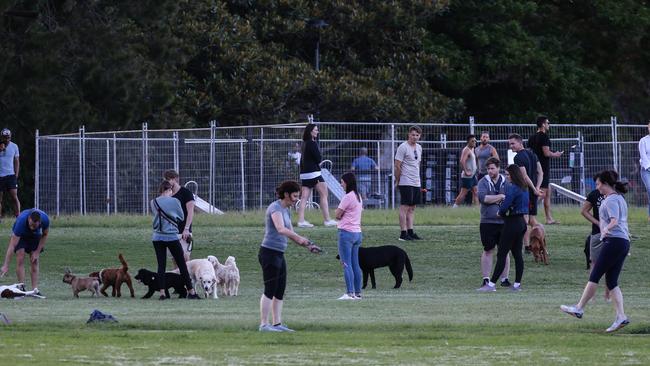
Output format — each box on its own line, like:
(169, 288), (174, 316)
(341, 172), (360, 202)
(506, 165), (527, 188)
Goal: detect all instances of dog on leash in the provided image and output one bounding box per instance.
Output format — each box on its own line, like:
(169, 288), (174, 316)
(185, 258), (218, 299)
(337, 245), (414, 289)
(0, 283), (46, 299)
(89, 253), (135, 297)
(134, 268), (187, 299)
(63, 268), (101, 298)
(529, 224), (549, 264)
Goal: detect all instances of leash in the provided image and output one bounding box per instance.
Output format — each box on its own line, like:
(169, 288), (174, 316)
(261, 241), (326, 285)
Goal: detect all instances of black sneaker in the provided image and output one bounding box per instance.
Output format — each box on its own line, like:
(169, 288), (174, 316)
(409, 232), (422, 240)
(187, 293), (201, 300)
(500, 279), (512, 287)
(398, 233), (412, 241)
(159, 294), (168, 301)
(524, 246), (531, 254)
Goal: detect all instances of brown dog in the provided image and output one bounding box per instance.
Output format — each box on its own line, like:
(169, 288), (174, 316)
(529, 224), (549, 264)
(63, 269), (101, 298)
(89, 253), (135, 297)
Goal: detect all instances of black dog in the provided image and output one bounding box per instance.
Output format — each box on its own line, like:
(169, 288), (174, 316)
(337, 245), (413, 289)
(134, 268), (187, 299)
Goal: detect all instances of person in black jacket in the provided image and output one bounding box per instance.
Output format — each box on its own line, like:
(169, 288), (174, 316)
(296, 124), (337, 228)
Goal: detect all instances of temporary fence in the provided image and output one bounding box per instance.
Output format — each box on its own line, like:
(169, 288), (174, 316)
(35, 117), (648, 215)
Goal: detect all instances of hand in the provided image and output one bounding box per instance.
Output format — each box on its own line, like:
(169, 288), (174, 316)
(306, 241), (322, 254)
(181, 229), (190, 241)
(534, 189), (542, 196)
(1, 264), (8, 277)
(31, 252), (40, 264)
(557, 151), (564, 157)
(537, 190), (546, 198)
(601, 227), (609, 238)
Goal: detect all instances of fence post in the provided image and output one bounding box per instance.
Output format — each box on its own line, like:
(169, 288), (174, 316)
(611, 116), (618, 172)
(35, 130), (40, 210)
(578, 132), (585, 197)
(79, 126), (85, 215)
(469, 116), (475, 135)
(240, 141), (246, 210)
(391, 124), (395, 209)
(259, 127), (264, 209)
(113, 134), (117, 214)
(209, 120), (216, 214)
(142, 122), (149, 215)
(173, 131), (179, 173)
(106, 140), (110, 215)
(56, 137), (60, 216)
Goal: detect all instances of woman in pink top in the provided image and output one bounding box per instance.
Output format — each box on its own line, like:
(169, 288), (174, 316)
(335, 172), (363, 300)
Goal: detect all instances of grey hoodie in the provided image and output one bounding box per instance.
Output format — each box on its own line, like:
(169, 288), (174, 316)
(150, 196), (184, 241)
(478, 174), (506, 224)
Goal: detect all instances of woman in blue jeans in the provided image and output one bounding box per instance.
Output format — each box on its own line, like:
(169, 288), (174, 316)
(335, 172), (363, 300)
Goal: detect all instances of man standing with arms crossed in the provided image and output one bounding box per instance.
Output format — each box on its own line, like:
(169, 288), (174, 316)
(0, 128), (20, 218)
(509, 133), (543, 250)
(527, 116), (563, 224)
(395, 126), (423, 241)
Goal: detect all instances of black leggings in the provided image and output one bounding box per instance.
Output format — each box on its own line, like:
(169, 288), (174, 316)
(153, 240), (193, 292)
(491, 215), (526, 284)
(589, 237), (630, 290)
(258, 246), (287, 300)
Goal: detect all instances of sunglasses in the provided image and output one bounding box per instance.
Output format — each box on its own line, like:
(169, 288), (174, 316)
(413, 149), (418, 160)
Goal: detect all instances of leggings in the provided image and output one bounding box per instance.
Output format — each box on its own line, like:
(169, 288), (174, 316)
(153, 240), (193, 292)
(589, 237), (630, 290)
(491, 215), (526, 284)
(258, 246), (287, 300)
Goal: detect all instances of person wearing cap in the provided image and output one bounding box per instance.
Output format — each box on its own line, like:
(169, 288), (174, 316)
(0, 128), (20, 218)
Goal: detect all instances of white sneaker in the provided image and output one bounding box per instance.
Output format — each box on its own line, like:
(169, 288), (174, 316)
(452, 204), (459, 208)
(338, 294), (355, 300)
(323, 219), (338, 227)
(560, 304), (584, 319)
(605, 318), (630, 333)
(297, 221), (314, 228)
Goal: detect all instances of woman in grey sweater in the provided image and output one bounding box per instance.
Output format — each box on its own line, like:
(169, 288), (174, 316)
(151, 180), (199, 300)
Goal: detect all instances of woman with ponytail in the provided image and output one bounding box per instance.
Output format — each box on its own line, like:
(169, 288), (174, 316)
(335, 172), (364, 300)
(561, 170), (631, 333)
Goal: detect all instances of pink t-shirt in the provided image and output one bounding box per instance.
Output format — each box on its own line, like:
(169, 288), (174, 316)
(337, 191), (363, 232)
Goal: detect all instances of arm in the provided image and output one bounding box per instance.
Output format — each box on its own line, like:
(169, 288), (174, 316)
(335, 208), (344, 220)
(601, 202), (620, 238)
(271, 212), (308, 246)
(459, 147), (470, 174)
(1, 234), (21, 275)
(394, 159), (402, 186)
(497, 186), (515, 217)
(477, 179), (504, 204)
(182, 200), (195, 240)
(491, 146), (499, 160)
(580, 201), (599, 226)
(640, 139), (650, 170)
(535, 161), (543, 190)
(14, 156), (19, 178)
(518, 165), (538, 194)
(542, 146), (563, 158)
(30, 229), (49, 263)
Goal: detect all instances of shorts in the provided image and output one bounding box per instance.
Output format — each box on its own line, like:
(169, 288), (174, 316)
(589, 233), (604, 263)
(167, 234), (192, 258)
(301, 175), (324, 188)
(540, 174), (550, 189)
(461, 176), (478, 189)
(480, 223), (503, 251)
(0, 175), (17, 191)
(358, 180), (371, 197)
(259, 246), (287, 300)
(528, 189), (538, 216)
(14, 236), (42, 254)
(399, 185), (421, 206)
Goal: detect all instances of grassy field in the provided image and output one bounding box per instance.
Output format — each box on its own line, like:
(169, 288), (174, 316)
(0, 206), (649, 365)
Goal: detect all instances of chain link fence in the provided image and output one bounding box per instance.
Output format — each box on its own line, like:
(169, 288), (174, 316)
(35, 118), (647, 215)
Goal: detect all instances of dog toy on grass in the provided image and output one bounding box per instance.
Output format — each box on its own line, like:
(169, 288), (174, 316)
(87, 309), (118, 324)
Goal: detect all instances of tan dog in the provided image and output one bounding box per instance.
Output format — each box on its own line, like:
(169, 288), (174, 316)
(63, 269), (101, 298)
(529, 224), (549, 264)
(186, 258), (218, 299)
(224, 256), (240, 296)
(89, 253), (135, 297)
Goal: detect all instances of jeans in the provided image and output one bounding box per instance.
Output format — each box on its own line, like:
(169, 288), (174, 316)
(337, 229), (363, 294)
(641, 168), (650, 216)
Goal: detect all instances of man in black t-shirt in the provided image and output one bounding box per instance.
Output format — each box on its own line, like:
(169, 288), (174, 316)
(163, 169), (195, 265)
(581, 188), (605, 269)
(527, 116), (564, 224)
(509, 133), (543, 249)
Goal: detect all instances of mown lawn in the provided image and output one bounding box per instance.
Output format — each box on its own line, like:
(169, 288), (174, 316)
(0, 206), (648, 365)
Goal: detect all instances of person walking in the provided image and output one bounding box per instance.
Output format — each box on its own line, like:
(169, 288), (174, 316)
(296, 123), (337, 228)
(476, 157), (510, 288)
(581, 185), (608, 300)
(475, 131), (499, 181)
(638, 121), (650, 222)
(395, 125), (423, 241)
(453, 135), (479, 207)
(0, 128), (20, 218)
(163, 169), (195, 265)
(150, 180), (199, 300)
(0, 209), (49, 295)
(351, 147), (378, 200)
(477, 164), (529, 292)
(335, 172), (364, 300)
(527, 116), (563, 224)
(561, 170), (631, 333)
(259, 181), (321, 332)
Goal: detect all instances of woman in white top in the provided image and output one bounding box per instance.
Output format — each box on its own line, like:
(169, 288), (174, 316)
(638, 121), (650, 222)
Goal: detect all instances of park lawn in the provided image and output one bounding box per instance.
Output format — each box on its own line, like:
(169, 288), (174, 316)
(0, 206), (649, 365)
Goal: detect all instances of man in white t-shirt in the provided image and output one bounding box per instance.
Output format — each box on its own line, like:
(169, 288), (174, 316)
(394, 126), (423, 241)
(0, 128), (20, 218)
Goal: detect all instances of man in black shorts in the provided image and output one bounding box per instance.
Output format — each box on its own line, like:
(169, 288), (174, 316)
(509, 133), (543, 249)
(163, 170), (195, 265)
(0, 128), (21, 218)
(527, 116), (564, 224)
(477, 157), (510, 288)
(394, 126), (423, 241)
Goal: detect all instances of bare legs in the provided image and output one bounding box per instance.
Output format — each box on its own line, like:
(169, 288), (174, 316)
(260, 294), (284, 326)
(297, 183), (332, 223)
(481, 249), (510, 280)
(398, 205), (415, 231)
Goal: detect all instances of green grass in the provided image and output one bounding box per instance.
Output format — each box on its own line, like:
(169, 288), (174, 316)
(1, 206), (649, 365)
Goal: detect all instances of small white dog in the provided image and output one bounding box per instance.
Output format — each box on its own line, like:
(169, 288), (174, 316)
(1, 283), (46, 299)
(208, 255), (240, 296)
(185, 258), (218, 299)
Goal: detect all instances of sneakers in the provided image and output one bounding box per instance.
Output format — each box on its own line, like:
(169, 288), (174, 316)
(259, 324), (282, 332)
(500, 279), (512, 287)
(159, 294), (168, 301)
(476, 284), (496, 292)
(398, 233), (412, 241)
(297, 221), (314, 228)
(323, 219), (338, 227)
(273, 324), (295, 332)
(32, 288), (45, 298)
(353, 294), (362, 300)
(560, 304), (584, 319)
(187, 293), (201, 300)
(338, 294), (356, 300)
(510, 285), (522, 292)
(408, 232), (422, 240)
(481, 278), (489, 287)
(605, 318), (630, 333)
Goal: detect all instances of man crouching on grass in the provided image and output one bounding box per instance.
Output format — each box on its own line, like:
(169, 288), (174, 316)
(0, 209), (50, 297)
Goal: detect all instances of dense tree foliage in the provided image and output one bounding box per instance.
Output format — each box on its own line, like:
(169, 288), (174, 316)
(1, 0), (649, 207)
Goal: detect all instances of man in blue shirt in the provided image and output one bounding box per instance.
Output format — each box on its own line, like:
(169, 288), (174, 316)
(0, 128), (21, 218)
(351, 147), (378, 199)
(1, 209), (50, 295)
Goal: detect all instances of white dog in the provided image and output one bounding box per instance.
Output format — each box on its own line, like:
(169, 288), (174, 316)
(208, 255), (240, 296)
(185, 258), (218, 299)
(207, 255), (228, 296)
(1, 283), (46, 299)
